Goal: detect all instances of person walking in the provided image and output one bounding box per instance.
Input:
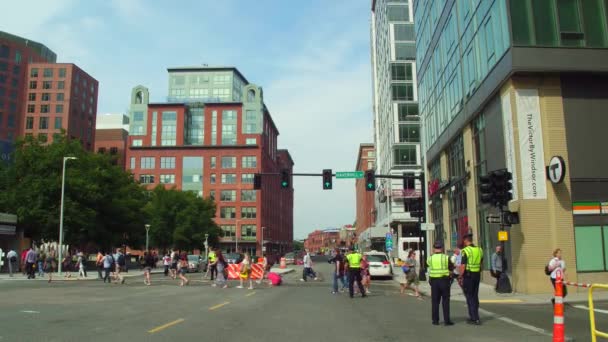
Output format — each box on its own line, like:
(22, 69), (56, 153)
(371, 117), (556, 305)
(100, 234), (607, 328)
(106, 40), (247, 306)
(208, 248), (217, 280)
(329, 248), (347, 294)
(44, 249), (57, 283)
(25, 247), (37, 279)
(300, 250), (318, 282)
(6, 248), (17, 277)
(77, 251), (87, 278)
(237, 252), (254, 289)
(62, 251), (72, 278)
(37, 250), (45, 278)
(361, 254), (371, 295)
(102, 251), (114, 284)
(213, 250), (229, 288)
(400, 250), (421, 298)
(96, 250), (104, 279)
(114, 248), (126, 284)
(491, 245), (505, 292)
(143, 251), (155, 286)
(459, 234), (483, 325)
(345, 247), (366, 298)
(162, 253), (171, 277)
(428, 241), (454, 326)
(20, 248), (28, 275)
(170, 250), (179, 280)
(549, 248), (567, 303)
(177, 253), (189, 286)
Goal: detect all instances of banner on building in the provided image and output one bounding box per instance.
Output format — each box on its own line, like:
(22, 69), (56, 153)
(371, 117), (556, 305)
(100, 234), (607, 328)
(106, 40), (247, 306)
(501, 92), (518, 201)
(515, 89), (547, 199)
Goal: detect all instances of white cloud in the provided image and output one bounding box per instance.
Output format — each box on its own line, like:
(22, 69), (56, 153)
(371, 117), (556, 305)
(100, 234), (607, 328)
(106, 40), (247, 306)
(0, 0), (75, 38)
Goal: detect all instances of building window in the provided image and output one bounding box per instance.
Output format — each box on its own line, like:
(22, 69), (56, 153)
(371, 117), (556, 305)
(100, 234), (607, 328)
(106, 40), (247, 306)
(393, 145), (417, 166)
(29, 81), (37, 89)
(56, 93), (64, 101)
(160, 174), (175, 184)
(25, 116), (34, 130)
(42, 81), (52, 89)
(41, 93), (50, 101)
(241, 225), (257, 240)
(221, 110), (237, 145)
(28, 93), (36, 101)
(221, 173), (237, 184)
(59, 68), (66, 78)
(210, 156), (216, 168)
(130, 157), (136, 169)
(132, 139), (143, 147)
(395, 42), (416, 60)
(39, 117), (49, 129)
(391, 63), (413, 81)
(139, 175), (155, 184)
(211, 110), (217, 145)
(394, 24), (415, 41)
(57, 81), (64, 89)
(27, 104), (35, 113)
(160, 157), (175, 169)
(7, 114), (15, 128)
(98, 147), (107, 154)
(241, 190), (256, 202)
(210, 173), (216, 184)
(43, 68), (53, 78)
(398, 103), (419, 121)
(30, 68), (38, 77)
(185, 107), (204, 145)
(392, 83), (414, 101)
(220, 190), (236, 202)
(241, 156), (257, 168)
(398, 124), (420, 143)
(241, 174), (254, 184)
(220, 207), (236, 219)
(54, 117), (62, 129)
(388, 5), (409, 21)
(241, 207), (257, 219)
(141, 157), (155, 169)
(38, 133), (48, 142)
(247, 89), (256, 102)
(209, 190), (216, 200)
(367, 161), (374, 170)
(245, 138), (256, 145)
(220, 225), (236, 238)
(56, 104), (63, 113)
(221, 156), (236, 168)
(110, 147), (118, 155)
(161, 111), (177, 146)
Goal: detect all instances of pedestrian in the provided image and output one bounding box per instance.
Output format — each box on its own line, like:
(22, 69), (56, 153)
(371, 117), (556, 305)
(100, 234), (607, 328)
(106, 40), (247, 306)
(213, 250), (228, 288)
(345, 247), (366, 298)
(96, 250), (104, 279)
(25, 246), (37, 279)
(45, 248), (57, 283)
(491, 245), (505, 292)
(256, 253), (268, 284)
(361, 254), (371, 294)
(300, 250), (318, 282)
(400, 250), (421, 298)
(170, 249), (179, 280)
(237, 252), (254, 289)
(102, 251), (114, 284)
(143, 251), (155, 286)
(6, 248), (17, 277)
(62, 251), (73, 278)
(162, 253), (171, 277)
(428, 241), (454, 326)
(20, 248), (28, 275)
(459, 234), (483, 325)
(329, 248), (347, 294)
(267, 272), (282, 287)
(177, 253), (189, 286)
(208, 248), (217, 280)
(37, 250), (45, 278)
(548, 248), (567, 303)
(78, 251), (87, 278)
(450, 248), (462, 287)
(114, 248), (126, 284)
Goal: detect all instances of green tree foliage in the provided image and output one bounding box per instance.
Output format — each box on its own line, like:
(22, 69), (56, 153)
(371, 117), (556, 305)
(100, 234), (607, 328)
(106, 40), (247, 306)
(144, 186), (220, 252)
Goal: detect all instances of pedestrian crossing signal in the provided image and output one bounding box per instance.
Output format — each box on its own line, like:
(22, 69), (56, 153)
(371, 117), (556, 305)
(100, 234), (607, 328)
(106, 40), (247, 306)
(365, 170), (375, 191)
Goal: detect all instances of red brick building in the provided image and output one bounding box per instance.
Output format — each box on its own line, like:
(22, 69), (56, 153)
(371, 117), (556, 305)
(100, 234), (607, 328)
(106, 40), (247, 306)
(95, 128), (128, 168)
(21, 63), (98, 150)
(0, 31), (56, 150)
(125, 72), (293, 256)
(355, 144), (376, 244)
(304, 229), (340, 253)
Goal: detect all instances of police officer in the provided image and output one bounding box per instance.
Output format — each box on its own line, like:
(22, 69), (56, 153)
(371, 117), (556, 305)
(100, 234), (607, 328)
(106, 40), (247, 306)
(427, 241), (454, 326)
(459, 234), (483, 325)
(208, 248), (217, 280)
(345, 247), (366, 298)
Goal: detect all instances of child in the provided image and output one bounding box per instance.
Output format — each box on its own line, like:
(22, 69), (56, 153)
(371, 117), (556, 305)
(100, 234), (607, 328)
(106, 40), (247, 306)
(267, 272), (282, 287)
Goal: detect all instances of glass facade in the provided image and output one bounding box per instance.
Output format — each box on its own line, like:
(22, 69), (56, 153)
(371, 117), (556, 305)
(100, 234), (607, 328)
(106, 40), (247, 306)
(167, 69), (247, 103)
(185, 107), (204, 145)
(221, 110), (237, 145)
(182, 156), (203, 196)
(161, 111), (177, 146)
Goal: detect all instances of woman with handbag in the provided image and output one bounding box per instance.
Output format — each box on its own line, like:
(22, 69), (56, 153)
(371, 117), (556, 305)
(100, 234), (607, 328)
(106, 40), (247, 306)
(400, 250), (421, 298)
(177, 252), (190, 286)
(237, 252), (254, 289)
(213, 250), (229, 289)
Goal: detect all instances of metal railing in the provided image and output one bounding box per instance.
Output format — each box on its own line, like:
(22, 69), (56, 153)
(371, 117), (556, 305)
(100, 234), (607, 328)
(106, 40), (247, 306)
(589, 283), (608, 342)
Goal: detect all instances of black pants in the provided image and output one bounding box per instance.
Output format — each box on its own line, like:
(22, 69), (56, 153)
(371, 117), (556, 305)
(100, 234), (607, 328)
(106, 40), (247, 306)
(26, 262), (35, 279)
(103, 267), (112, 283)
(302, 267), (316, 281)
(164, 265), (169, 276)
(494, 271), (502, 290)
(97, 265), (103, 279)
(463, 272), (481, 321)
(210, 264), (217, 280)
(551, 278), (568, 298)
(430, 277), (451, 323)
(348, 268), (365, 298)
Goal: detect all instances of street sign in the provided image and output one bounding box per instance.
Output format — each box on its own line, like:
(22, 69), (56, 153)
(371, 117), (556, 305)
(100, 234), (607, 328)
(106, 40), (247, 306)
(385, 233), (393, 251)
(421, 223), (435, 231)
(336, 171), (364, 179)
(0, 249), (4, 267)
(486, 215), (501, 224)
(498, 231), (509, 241)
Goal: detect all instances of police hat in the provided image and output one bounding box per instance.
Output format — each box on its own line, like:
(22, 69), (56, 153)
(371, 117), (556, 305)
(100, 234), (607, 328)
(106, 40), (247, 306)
(433, 241), (444, 249)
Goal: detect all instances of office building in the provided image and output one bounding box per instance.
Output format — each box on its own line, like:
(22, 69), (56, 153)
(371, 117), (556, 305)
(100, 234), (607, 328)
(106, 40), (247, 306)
(354, 144), (379, 249)
(415, 0), (608, 292)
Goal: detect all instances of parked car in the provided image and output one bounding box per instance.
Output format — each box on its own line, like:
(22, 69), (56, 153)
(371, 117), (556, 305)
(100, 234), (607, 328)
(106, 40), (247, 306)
(187, 255), (207, 273)
(364, 251), (393, 278)
(225, 253), (244, 264)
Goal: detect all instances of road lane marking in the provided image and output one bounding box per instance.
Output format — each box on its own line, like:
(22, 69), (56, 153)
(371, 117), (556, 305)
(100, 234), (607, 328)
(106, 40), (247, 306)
(20, 310), (40, 314)
(478, 308), (552, 337)
(147, 318), (185, 334)
(245, 292), (256, 297)
(209, 301), (230, 310)
(479, 299), (523, 304)
(574, 305), (608, 315)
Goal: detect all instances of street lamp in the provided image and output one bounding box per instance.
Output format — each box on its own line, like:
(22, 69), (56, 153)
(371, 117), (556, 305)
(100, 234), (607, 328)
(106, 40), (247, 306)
(261, 226), (266, 257)
(235, 220), (240, 253)
(145, 224), (150, 251)
(58, 156), (77, 275)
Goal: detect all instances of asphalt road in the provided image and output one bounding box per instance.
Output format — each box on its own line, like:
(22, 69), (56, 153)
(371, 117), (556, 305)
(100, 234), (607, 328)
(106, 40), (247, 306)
(0, 260), (600, 342)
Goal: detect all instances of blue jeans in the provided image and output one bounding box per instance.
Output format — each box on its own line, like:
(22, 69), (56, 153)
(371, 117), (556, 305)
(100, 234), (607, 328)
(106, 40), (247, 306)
(37, 261), (44, 276)
(333, 273), (347, 292)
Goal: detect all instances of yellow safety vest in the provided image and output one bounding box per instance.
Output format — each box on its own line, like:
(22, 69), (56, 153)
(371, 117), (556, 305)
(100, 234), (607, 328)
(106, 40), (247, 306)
(427, 253), (449, 278)
(346, 253), (363, 268)
(463, 246), (483, 272)
(208, 251), (216, 262)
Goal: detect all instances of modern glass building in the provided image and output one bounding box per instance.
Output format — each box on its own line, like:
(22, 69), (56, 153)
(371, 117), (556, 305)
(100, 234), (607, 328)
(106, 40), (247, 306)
(371, 0), (423, 261)
(416, 0), (608, 293)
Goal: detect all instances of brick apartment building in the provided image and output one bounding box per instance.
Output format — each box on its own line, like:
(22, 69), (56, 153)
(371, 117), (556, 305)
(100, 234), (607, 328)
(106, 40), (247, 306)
(95, 128), (128, 168)
(0, 31), (56, 156)
(125, 66), (294, 256)
(21, 63), (98, 150)
(304, 229), (340, 253)
(355, 144), (376, 243)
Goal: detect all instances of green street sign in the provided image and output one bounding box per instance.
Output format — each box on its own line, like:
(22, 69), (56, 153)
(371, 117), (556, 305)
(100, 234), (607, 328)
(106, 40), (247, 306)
(336, 171), (364, 179)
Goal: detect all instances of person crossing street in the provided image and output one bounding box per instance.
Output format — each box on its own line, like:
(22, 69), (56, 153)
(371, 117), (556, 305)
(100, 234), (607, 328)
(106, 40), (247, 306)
(459, 234), (483, 325)
(208, 248), (217, 280)
(428, 241), (454, 326)
(345, 247), (366, 298)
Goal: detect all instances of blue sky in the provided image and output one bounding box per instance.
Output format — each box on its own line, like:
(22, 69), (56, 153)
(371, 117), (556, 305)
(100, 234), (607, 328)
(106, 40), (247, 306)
(1, 0), (374, 239)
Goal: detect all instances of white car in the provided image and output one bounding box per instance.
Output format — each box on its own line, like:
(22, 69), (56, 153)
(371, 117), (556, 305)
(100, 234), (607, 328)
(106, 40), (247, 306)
(364, 251), (393, 278)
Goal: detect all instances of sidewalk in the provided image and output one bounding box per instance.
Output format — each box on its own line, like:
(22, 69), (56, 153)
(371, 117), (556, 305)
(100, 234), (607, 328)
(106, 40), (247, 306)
(0, 269), (164, 281)
(269, 267), (295, 275)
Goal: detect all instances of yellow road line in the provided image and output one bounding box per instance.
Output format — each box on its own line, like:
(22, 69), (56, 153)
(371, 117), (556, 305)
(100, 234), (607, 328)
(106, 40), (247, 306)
(246, 291), (256, 297)
(480, 299), (524, 304)
(209, 301), (230, 310)
(147, 318), (185, 334)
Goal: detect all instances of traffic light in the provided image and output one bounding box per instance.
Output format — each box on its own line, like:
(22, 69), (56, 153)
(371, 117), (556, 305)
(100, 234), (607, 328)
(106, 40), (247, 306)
(492, 170), (513, 207)
(280, 169), (290, 189)
(322, 169), (332, 190)
(479, 174), (495, 205)
(253, 174), (262, 190)
(365, 170), (375, 191)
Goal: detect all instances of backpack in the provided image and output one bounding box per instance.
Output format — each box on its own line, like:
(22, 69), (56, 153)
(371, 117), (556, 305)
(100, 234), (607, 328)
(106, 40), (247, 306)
(10, 256), (17, 263)
(544, 264), (551, 276)
(117, 254), (126, 266)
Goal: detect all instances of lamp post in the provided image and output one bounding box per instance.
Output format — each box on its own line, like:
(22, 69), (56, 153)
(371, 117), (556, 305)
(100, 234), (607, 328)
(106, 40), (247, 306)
(145, 224), (150, 251)
(235, 220), (240, 253)
(261, 226), (266, 257)
(58, 156), (77, 275)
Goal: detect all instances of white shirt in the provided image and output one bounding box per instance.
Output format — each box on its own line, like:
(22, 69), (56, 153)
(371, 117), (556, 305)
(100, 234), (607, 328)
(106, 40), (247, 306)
(7, 250), (17, 259)
(303, 254), (312, 268)
(549, 257), (566, 279)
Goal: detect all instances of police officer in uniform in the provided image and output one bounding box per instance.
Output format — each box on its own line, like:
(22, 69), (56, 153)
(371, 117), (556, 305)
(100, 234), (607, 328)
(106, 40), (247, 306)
(345, 247), (366, 298)
(459, 234), (483, 325)
(208, 248), (217, 280)
(427, 241), (454, 326)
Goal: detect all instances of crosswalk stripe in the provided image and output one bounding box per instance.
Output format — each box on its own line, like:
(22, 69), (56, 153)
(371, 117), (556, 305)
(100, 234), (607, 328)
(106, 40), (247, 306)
(573, 305), (608, 315)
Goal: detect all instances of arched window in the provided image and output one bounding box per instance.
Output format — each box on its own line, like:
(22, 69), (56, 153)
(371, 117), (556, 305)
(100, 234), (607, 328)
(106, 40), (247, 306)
(135, 91), (143, 104)
(247, 89), (256, 102)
